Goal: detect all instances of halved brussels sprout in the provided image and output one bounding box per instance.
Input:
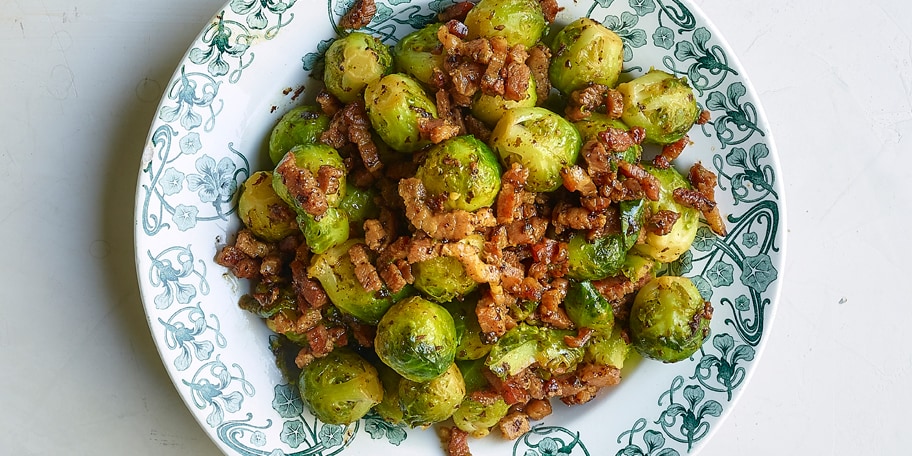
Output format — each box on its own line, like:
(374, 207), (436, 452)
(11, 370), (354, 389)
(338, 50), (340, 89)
(268, 105), (332, 165)
(632, 164), (700, 262)
(398, 363), (465, 427)
(297, 208), (350, 255)
(470, 75), (537, 127)
(489, 107), (582, 192)
(237, 171), (298, 242)
(549, 17), (625, 94)
(308, 239), (413, 324)
(485, 324), (584, 378)
(415, 136), (503, 212)
(323, 32), (393, 104)
(272, 143), (347, 211)
(584, 325), (631, 369)
(616, 69), (700, 144)
(298, 348), (383, 424)
(364, 73), (438, 153)
(452, 394), (510, 438)
(464, 0), (547, 48)
(629, 276), (711, 362)
(564, 280), (615, 331)
(393, 22), (445, 86)
(375, 296), (458, 382)
(566, 232), (626, 281)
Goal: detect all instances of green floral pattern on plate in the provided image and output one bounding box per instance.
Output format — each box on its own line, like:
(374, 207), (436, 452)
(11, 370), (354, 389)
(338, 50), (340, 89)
(134, 1), (784, 455)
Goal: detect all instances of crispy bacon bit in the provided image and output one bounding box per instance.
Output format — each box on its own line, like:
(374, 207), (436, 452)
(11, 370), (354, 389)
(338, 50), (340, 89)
(463, 113), (492, 142)
(560, 165), (598, 197)
(526, 44), (552, 106)
(578, 362), (621, 388)
(379, 262), (409, 293)
(697, 109), (711, 125)
(476, 289), (512, 341)
(673, 187), (716, 212)
(446, 19), (470, 39)
(539, 279), (572, 329)
(235, 229), (272, 258)
(363, 219), (389, 251)
(539, 0), (562, 23)
(438, 1), (474, 23)
(349, 243), (383, 293)
(275, 154), (330, 217)
(442, 241), (501, 283)
(316, 165), (343, 196)
(503, 44), (531, 101)
(605, 88), (624, 118)
(564, 327), (595, 348)
(445, 427), (472, 456)
(499, 411), (531, 440)
(688, 162), (727, 236)
(215, 244), (260, 279)
(399, 177), (496, 240)
(646, 209), (680, 235)
(315, 89), (342, 116)
(653, 135), (689, 169)
(598, 126), (637, 153)
(338, 0), (376, 29)
(524, 398), (553, 421)
(617, 160), (661, 201)
(566, 83), (608, 121)
(322, 102), (383, 174)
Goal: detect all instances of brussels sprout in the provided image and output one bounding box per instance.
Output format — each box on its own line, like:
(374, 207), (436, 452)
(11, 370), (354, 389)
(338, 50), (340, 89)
(415, 136), (503, 211)
(243, 284), (297, 319)
(456, 358), (491, 393)
(620, 253), (656, 284)
(443, 294), (492, 361)
(272, 144), (347, 211)
(632, 164), (700, 262)
(364, 73), (438, 153)
(489, 107), (582, 192)
(470, 75), (537, 127)
(399, 363), (466, 427)
(464, 0), (547, 48)
(485, 324), (584, 378)
(452, 394), (510, 438)
(375, 296), (458, 382)
(373, 362), (405, 424)
(338, 182), (381, 226)
(619, 198), (646, 251)
(564, 280), (615, 331)
(566, 232), (626, 281)
(309, 239), (413, 324)
(616, 69), (700, 144)
(393, 23), (445, 86)
(299, 348), (383, 424)
(297, 208), (350, 255)
(237, 171), (299, 242)
(412, 256), (478, 303)
(268, 105), (332, 165)
(584, 326), (631, 369)
(323, 32), (393, 104)
(573, 113), (642, 165)
(628, 276), (711, 362)
(549, 18), (625, 94)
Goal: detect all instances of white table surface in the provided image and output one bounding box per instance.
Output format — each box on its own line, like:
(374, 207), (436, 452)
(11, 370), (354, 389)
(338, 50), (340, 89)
(1, 0), (908, 454)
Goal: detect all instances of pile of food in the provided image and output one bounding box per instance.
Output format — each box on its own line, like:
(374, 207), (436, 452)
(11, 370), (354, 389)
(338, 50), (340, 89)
(215, 0), (726, 453)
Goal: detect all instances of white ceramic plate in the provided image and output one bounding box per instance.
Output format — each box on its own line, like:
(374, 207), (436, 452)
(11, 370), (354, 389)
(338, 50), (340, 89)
(134, 1), (785, 455)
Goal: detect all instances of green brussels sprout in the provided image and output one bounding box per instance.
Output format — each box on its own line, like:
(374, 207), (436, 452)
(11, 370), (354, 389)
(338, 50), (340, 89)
(464, 0), (547, 48)
(620, 253), (656, 283)
(297, 208), (350, 255)
(338, 182), (381, 226)
(628, 276), (711, 363)
(364, 73), (438, 153)
(272, 144), (347, 211)
(243, 284), (297, 319)
(489, 107), (582, 192)
(549, 17), (625, 94)
(375, 296), (458, 382)
(443, 294), (492, 361)
(323, 32), (393, 104)
(616, 69), (700, 144)
(564, 280), (615, 331)
(452, 394), (510, 438)
(412, 256), (479, 303)
(566, 232), (626, 281)
(393, 23), (445, 86)
(470, 75), (537, 127)
(399, 362), (466, 427)
(456, 358), (491, 393)
(309, 239), (413, 324)
(584, 326), (631, 369)
(237, 171), (299, 242)
(298, 348), (383, 424)
(573, 113), (642, 165)
(268, 105), (332, 165)
(619, 198), (646, 251)
(373, 362), (405, 424)
(415, 136), (503, 211)
(485, 324), (584, 378)
(632, 164), (700, 262)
